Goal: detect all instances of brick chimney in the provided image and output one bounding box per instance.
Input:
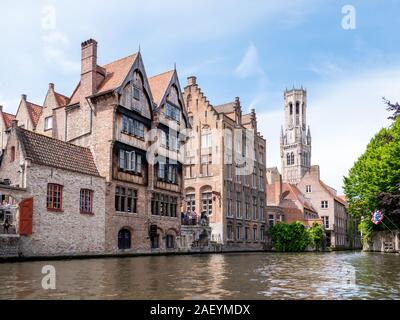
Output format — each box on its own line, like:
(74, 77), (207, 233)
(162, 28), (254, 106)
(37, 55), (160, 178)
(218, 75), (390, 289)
(187, 76), (197, 86)
(310, 165), (320, 180)
(81, 39), (98, 98)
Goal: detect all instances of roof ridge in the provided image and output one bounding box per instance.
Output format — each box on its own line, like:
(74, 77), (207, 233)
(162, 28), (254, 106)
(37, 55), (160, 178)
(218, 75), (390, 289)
(26, 101), (43, 108)
(215, 101), (235, 108)
(54, 91), (68, 98)
(18, 127), (93, 152)
(101, 52), (138, 68)
(2, 111), (15, 117)
(149, 69), (175, 79)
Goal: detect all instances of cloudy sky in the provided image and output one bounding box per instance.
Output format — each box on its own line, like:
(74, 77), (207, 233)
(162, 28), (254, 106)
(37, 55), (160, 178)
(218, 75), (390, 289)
(0, 0), (399, 193)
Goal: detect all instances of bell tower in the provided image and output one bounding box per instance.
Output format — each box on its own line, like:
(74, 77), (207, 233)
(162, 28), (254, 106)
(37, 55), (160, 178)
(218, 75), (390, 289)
(280, 87), (311, 184)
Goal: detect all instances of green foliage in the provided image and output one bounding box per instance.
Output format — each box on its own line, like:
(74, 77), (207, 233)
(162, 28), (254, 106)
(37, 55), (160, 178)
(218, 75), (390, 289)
(344, 117), (400, 222)
(358, 218), (374, 244)
(347, 217), (356, 248)
(269, 221), (312, 252)
(309, 222), (325, 251)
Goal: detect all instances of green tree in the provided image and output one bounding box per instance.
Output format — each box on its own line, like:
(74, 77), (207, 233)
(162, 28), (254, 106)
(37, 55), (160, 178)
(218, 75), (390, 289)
(309, 222), (325, 251)
(269, 221), (311, 252)
(344, 100), (400, 239)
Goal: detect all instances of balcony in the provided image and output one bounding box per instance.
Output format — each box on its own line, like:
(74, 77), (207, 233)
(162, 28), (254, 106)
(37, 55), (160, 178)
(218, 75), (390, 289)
(181, 214), (209, 227)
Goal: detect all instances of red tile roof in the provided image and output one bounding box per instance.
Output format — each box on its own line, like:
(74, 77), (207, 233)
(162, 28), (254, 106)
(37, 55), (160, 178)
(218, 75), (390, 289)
(17, 127), (99, 176)
(69, 53), (138, 105)
(2, 112), (15, 129)
(214, 102), (236, 114)
(319, 180), (347, 206)
(26, 101), (42, 128)
(148, 70), (174, 106)
(241, 113), (252, 124)
(282, 183), (318, 213)
(54, 92), (69, 107)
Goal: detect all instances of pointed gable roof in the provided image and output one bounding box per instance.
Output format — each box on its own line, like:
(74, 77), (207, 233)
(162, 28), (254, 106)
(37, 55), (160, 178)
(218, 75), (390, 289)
(319, 180), (347, 206)
(214, 102), (236, 114)
(2, 111), (15, 129)
(54, 92), (69, 107)
(282, 183), (318, 213)
(26, 101), (43, 127)
(69, 53), (139, 105)
(148, 70), (175, 107)
(16, 127), (99, 176)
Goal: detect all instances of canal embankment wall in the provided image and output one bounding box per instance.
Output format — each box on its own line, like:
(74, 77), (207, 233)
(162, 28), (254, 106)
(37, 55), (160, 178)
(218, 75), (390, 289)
(363, 231), (400, 253)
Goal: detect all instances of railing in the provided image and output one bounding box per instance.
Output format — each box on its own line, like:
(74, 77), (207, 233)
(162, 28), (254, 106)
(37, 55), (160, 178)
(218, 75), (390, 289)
(0, 205), (17, 234)
(181, 216), (209, 226)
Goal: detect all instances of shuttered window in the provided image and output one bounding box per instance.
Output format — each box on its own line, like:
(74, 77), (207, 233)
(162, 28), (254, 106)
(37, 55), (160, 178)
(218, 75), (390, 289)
(119, 150), (142, 174)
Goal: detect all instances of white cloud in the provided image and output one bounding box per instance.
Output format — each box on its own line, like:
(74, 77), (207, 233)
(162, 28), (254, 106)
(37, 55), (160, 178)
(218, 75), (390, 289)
(235, 43), (264, 78)
(41, 4), (80, 74)
(258, 66), (400, 194)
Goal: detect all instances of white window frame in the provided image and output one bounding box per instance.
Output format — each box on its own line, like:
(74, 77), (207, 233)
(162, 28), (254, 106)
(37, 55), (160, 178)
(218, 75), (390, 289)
(44, 116), (53, 131)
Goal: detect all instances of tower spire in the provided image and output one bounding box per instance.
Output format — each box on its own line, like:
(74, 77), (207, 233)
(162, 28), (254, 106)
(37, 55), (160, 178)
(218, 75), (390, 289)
(281, 88), (311, 184)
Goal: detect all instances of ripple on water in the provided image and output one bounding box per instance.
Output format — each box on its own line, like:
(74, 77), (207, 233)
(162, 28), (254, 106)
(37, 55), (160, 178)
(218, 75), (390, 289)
(0, 252), (399, 299)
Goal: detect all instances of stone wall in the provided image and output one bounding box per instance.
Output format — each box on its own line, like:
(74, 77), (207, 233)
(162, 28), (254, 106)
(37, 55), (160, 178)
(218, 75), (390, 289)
(0, 235), (20, 258)
(364, 231), (400, 253)
(19, 164), (106, 257)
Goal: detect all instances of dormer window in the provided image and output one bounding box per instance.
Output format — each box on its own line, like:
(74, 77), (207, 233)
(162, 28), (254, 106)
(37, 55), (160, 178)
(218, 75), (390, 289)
(45, 116), (53, 131)
(166, 103), (180, 122)
(133, 86), (140, 100)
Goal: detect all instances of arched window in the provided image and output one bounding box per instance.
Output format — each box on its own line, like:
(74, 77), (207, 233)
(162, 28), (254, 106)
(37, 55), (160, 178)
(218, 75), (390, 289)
(118, 228), (131, 250)
(287, 153), (290, 166)
(290, 152), (295, 165)
(296, 102), (300, 114)
(289, 103), (293, 115)
(166, 234), (175, 249)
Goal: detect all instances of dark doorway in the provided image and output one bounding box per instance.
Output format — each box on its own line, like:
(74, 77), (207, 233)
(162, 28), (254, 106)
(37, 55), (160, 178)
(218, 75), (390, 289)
(118, 228), (131, 250)
(151, 235), (159, 249)
(166, 235), (175, 249)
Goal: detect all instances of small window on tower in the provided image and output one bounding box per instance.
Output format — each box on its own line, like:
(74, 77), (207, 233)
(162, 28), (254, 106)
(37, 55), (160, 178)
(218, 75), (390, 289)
(296, 102), (300, 114)
(289, 103), (293, 115)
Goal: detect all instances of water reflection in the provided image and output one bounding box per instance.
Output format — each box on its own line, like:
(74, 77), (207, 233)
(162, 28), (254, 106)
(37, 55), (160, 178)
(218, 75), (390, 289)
(0, 252), (399, 299)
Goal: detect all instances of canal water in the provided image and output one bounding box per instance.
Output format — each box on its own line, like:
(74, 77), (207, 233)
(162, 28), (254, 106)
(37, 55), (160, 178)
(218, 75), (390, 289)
(0, 251), (399, 299)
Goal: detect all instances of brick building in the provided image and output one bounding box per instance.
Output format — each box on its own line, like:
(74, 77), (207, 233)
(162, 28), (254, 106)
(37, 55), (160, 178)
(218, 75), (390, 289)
(35, 83), (69, 141)
(15, 94), (42, 132)
(0, 106), (15, 152)
(297, 166), (350, 248)
(56, 39), (191, 253)
(0, 121), (105, 257)
(266, 168), (320, 227)
(271, 87), (356, 249)
(182, 76), (267, 250)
